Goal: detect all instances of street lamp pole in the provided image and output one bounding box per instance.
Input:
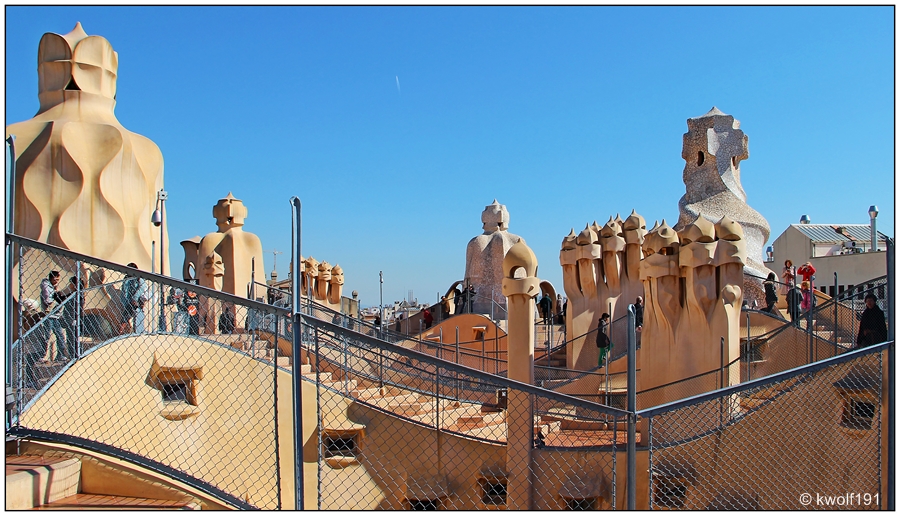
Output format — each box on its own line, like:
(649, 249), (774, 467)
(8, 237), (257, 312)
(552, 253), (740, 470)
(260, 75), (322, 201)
(151, 189), (167, 332)
(379, 271), (384, 334)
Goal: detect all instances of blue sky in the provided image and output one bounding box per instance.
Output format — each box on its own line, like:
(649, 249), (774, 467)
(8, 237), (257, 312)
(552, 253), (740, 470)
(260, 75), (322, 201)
(5, 6), (895, 308)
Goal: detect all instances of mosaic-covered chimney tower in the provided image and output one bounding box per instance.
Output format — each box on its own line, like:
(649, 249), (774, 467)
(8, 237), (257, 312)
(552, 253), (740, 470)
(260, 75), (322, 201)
(464, 200), (521, 315)
(6, 22), (167, 272)
(676, 107), (773, 303)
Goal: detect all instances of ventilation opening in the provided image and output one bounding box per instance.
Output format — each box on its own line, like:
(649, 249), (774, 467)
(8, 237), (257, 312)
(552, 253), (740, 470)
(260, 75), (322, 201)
(842, 399), (876, 430)
(565, 498), (597, 510)
(731, 156), (737, 168)
(408, 499), (440, 510)
(697, 151), (704, 166)
(64, 77), (81, 91)
(324, 435), (358, 458)
(162, 382), (191, 404)
(480, 479), (507, 505)
(654, 475), (688, 508)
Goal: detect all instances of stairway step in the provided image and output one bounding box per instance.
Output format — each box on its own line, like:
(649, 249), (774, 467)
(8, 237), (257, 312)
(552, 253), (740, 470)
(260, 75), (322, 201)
(6, 456), (81, 510)
(351, 387), (385, 399)
(304, 372), (332, 383)
(35, 493), (199, 510)
(322, 380), (358, 392)
(387, 401), (426, 416)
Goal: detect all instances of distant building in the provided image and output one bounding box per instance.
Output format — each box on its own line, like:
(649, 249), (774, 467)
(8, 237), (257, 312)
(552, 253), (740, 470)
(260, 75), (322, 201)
(769, 223), (889, 297)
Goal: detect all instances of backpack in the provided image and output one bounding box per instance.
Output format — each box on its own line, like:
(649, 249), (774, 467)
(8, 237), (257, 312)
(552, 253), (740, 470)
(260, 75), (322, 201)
(765, 283), (778, 304)
(595, 325), (611, 349)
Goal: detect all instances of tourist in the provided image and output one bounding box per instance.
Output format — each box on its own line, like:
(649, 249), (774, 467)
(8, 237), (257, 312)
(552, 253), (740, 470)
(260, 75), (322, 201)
(169, 288), (189, 334)
(596, 313), (612, 367)
(856, 293), (887, 348)
(538, 294), (552, 324)
(123, 263), (150, 334)
(218, 304), (235, 334)
(39, 270), (67, 362)
(800, 281), (812, 312)
(781, 260), (796, 296)
(60, 276), (84, 359)
(786, 283), (803, 325)
(797, 262), (816, 287)
(763, 272), (779, 315)
(467, 285), (477, 313)
(395, 313), (403, 333)
(181, 289), (201, 335)
(423, 308), (433, 329)
(556, 294), (564, 324)
(453, 286), (463, 314)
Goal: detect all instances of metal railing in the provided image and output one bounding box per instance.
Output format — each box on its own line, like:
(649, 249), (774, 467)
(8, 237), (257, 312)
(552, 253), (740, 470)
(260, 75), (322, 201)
(5, 233), (892, 509)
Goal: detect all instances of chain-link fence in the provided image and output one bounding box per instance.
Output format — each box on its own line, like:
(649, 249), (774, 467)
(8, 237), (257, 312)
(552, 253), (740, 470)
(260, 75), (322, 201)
(6, 234), (892, 510)
(7, 236), (287, 509)
(297, 315), (628, 509)
(640, 342), (888, 510)
(7, 235), (633, 510)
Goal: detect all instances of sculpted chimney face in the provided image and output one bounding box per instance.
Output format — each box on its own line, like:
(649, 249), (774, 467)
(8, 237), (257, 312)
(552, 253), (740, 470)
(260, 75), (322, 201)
(481, 199), (510, 232)
(38, 22), (118, 111)
(213, 193), (248, 231)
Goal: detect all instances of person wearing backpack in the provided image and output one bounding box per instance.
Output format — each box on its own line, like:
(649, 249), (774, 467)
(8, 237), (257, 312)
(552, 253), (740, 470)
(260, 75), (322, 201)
(595, 313), (612, 368)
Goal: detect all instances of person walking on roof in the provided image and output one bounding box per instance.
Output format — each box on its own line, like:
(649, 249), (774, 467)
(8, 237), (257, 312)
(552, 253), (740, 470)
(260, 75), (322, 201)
(596, 313), (612, 368)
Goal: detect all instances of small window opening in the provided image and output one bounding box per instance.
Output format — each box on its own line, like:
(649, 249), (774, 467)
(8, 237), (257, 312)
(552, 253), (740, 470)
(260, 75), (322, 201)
(162, 382), (190, 404)
(842, 399), (876, 430)
(731, 156), (737, 168)
(408, 499), (440, 510)
(654, 476), (688, 508)
(697, 151), (704, 166)
(565, 498), (597, 510)
(480, 480), (507, 505)
(324, 435), (358, 458)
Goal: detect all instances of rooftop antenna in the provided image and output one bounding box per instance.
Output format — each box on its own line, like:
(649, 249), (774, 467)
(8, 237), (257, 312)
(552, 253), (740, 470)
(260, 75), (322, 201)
(265, 248), (283, 281)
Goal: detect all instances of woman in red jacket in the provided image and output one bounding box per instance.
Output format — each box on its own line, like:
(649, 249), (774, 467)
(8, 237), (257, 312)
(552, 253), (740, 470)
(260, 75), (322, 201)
(797, 262), (816, 285)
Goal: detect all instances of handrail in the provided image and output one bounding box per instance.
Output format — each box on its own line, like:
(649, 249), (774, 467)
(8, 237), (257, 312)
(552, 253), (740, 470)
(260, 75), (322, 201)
(301, 314), (631, 418)
(6, 429), (254, 509)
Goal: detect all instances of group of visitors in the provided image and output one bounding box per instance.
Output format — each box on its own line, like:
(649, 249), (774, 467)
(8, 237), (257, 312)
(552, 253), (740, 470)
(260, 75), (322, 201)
(764, 259), (887, 348)
(536, 293), (568, 325)
(452, 285), (477, 314)
(763, 260), (818, 324)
